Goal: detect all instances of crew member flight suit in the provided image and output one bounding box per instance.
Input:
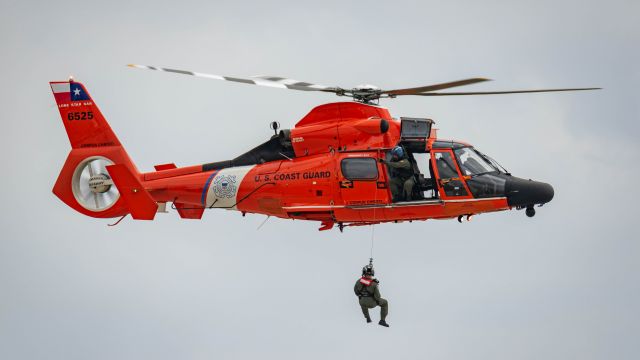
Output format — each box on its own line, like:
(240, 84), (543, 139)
(386, 158), (415, 201)
(354, 276), (389, 323)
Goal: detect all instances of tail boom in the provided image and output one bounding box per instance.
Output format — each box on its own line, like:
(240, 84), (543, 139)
(51, 79), (258, 221)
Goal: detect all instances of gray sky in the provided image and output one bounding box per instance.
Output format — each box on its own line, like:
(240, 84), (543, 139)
(1, 0), (639, 359)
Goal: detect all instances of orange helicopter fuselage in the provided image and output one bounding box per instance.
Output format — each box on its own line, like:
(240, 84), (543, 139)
(138, 102), (510, 230)
(52, 81), (552, 230)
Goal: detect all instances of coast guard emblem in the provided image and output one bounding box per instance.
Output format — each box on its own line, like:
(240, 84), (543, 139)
(213, 175), (237, 198)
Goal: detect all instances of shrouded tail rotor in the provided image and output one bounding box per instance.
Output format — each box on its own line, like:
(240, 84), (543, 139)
(72, 156), (120, 212)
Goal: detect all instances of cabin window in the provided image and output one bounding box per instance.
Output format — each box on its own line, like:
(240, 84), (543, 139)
(341, 158), (378, 180)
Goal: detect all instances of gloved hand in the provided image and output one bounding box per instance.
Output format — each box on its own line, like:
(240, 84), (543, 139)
(378, 158), (386, 164)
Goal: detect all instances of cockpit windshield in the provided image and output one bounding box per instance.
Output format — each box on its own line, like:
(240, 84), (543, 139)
(454, 147), (497, 176)
(475, 149), (509, 174)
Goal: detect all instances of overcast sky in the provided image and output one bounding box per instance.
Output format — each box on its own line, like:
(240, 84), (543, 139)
(1, 0), (639, 359)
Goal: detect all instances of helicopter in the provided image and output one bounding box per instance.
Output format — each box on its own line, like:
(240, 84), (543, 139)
(50, 65), (599, 231)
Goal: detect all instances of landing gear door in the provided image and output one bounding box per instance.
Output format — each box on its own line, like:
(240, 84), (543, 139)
(431, 150), (472, 199)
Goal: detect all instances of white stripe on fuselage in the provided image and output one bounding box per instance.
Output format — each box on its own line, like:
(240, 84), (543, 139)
(204, 166), (254, 209)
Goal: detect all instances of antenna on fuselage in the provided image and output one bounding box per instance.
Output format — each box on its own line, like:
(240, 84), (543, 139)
(270, 121), (280, 136)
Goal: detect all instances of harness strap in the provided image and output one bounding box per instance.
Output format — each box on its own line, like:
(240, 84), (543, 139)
(358, 277), (374, 298)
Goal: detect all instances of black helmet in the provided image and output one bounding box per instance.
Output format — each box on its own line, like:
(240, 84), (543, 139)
(362, 264), (375, 276)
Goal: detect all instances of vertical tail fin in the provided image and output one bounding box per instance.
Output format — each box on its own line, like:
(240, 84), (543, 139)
(50, 79), (153, 219)
(106, 164), (158, 220)
(50, 80), (122, 149)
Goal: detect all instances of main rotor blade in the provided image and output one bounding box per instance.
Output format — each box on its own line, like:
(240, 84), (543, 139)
(383, 78), (491, 96)
(128, 64), (339, 93)
(408, 87), (601, 96)
(251, 75), (338, 92)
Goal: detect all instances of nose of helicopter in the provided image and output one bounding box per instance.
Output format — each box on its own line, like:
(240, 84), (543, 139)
(505, 176), (554, 208)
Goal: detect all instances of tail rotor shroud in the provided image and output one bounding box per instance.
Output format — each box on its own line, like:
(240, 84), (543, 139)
(72, 156), (120, 212)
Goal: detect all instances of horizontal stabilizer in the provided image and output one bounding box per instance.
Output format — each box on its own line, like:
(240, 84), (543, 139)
(154, 163), (177, 171)
(106, 164), (157, 220)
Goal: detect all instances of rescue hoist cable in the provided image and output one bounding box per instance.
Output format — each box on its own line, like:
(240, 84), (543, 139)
(370, 221), (375, 260)
(369, 150), (380, 263)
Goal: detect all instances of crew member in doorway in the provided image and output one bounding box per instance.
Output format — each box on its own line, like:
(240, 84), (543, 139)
(354, 263), (389, 327)
(381, 145), (415, 201)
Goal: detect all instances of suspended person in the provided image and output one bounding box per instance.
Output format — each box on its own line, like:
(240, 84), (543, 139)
(381, 146), (415, 201)
(354, 262), (389, 327)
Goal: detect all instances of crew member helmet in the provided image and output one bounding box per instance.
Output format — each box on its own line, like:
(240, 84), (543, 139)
(362, 264), (375, 276)
(391, 146), (404, 158)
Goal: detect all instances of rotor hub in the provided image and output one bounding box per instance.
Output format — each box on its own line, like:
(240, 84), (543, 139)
(349, 86), (383, 103)
(353, 84), (380, 92)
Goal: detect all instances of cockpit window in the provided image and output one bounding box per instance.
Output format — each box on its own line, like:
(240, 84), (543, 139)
(476, 150), (509, 174)
(434, 152), (459, 179)
(455, 147), (497, 176)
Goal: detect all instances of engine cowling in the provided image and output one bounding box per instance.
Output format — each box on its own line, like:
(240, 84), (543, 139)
(290, 102), (400, 156)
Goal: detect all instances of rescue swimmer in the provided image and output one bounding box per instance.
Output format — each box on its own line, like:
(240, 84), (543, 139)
(354, 262), (389, 327)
